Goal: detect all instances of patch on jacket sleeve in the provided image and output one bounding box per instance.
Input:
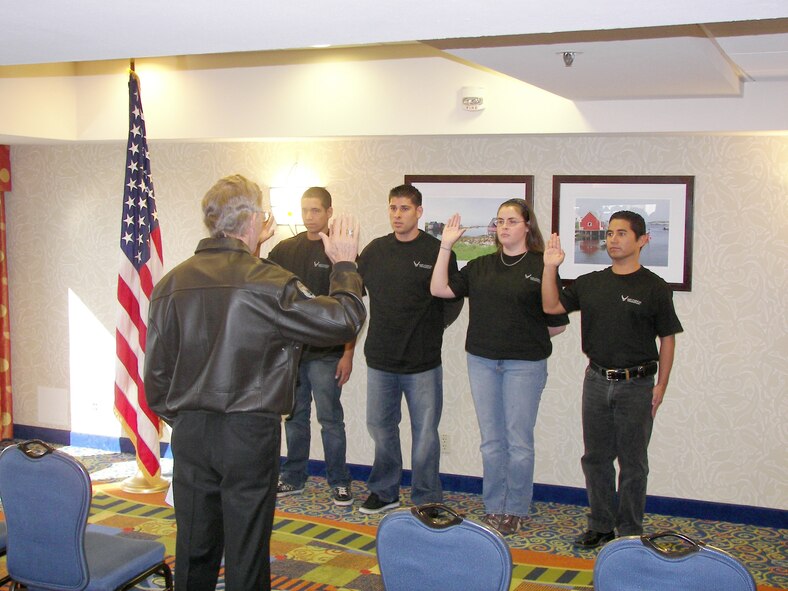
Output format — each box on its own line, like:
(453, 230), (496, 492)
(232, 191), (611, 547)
(296, 280), (315, 298)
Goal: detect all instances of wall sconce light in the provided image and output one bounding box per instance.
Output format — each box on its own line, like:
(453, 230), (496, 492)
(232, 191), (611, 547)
(269, 157), (321, 236)
(269, 186), (307, 236)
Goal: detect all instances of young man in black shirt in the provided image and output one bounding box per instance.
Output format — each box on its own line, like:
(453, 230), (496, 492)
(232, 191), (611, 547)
(268, 187), (356, 506)
(542, 210), (683, 548)
(357, 184), (462, 513)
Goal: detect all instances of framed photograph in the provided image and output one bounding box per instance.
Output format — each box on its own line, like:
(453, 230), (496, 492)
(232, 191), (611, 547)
(404, 175), (534, 267)
(551, 175), (694, 291)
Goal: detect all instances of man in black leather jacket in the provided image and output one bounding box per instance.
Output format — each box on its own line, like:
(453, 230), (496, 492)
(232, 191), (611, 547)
(144, 174), (365, 591)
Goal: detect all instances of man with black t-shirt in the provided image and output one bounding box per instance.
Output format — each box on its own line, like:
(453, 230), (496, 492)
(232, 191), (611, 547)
(357, 184), (463, 514)
(542, 210), (682, 548)
(268, 187), (356, 507)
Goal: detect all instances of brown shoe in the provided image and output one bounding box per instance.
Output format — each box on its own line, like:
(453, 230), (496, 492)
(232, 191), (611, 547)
(481, 513), (503, 532)
(496, 514), (521, 536)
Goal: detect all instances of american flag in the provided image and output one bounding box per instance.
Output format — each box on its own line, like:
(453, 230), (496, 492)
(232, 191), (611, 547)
(114, 71), (164, 481)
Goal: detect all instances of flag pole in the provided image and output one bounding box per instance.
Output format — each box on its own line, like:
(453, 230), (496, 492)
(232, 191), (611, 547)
(120, 466), (169, 494)
(115, 63), (169, 494)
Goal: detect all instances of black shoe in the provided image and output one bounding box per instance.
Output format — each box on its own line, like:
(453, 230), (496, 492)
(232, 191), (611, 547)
(276, 481), (305, 498)
(331, 485), (353, 506)
(359, 492), (399, 514)
(574, 529), (615, 548)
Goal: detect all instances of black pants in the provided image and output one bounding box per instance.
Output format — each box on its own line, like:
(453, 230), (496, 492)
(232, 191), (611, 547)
(171, 411), (281, 591)
(581, 368), (654, 536)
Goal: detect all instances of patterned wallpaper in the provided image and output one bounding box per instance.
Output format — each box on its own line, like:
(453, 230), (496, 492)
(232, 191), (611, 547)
(5, 135), (788, 509)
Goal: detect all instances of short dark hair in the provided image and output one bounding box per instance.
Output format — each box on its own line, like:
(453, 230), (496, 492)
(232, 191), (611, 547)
(609, 210), (646, 238)
(301, 186), (332, 209)
(389, 184), (422, 207)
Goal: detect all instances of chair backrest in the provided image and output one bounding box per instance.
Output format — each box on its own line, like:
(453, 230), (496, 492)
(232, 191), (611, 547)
(0, 440), (92, 589)
(594, 532), (757, 591)
(377, 504), (512, 591)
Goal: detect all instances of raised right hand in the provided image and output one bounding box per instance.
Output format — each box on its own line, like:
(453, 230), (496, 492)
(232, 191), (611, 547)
(543, 233), (566, 267)
(321, 213), (360, 264)
(440, 213), (466, 247)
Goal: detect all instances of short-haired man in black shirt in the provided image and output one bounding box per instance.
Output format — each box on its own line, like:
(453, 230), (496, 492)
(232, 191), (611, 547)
(542, 210), (683, 548)
(357, 184), (463, 514)
(268, 187), (356, 506)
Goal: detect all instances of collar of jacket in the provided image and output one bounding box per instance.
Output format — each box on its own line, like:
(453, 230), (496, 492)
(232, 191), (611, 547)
(194, 236), (250, 254)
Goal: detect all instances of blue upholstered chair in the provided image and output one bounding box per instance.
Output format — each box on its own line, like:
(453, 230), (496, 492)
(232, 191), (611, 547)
(0, 439), (173, 591)
(377, 504), (512, 591)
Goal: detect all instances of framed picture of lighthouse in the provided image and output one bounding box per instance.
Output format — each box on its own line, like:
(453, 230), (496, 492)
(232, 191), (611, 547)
(404, 175), (534, 268)
(551, 175), (694, 291)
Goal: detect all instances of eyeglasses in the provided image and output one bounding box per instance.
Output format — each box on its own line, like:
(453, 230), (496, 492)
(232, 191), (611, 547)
(493, 218), (526, 228)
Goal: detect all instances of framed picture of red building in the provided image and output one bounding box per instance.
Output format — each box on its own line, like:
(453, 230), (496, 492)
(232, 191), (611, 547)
(551, 175), (694, 291)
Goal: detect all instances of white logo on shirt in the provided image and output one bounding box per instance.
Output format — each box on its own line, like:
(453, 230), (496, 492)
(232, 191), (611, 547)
(524, 273), (541, 284)
(313, 261), (330, 269)
(621, 295), (642, 305)
(413, 261), (433, 270)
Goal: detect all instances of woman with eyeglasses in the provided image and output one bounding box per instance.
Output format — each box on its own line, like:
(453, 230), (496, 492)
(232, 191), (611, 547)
(430, 198), (569, 536)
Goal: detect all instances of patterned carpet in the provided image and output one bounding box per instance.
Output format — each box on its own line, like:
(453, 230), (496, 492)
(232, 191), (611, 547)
(1, 445), (786, 590)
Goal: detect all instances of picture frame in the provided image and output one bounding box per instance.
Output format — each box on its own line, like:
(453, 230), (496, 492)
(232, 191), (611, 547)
(551, 175), (694, 291)
(404, 174), (534, 266)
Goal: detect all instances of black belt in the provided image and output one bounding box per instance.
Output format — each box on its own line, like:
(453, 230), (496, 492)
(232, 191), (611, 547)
(589, 360), (658, 381)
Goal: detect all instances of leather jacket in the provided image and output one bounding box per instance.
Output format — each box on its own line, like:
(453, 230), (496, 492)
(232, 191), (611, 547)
(144, 237), (365, 423)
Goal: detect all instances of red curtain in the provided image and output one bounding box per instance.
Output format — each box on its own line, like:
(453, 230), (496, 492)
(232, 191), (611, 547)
(0, 145), (13, 440)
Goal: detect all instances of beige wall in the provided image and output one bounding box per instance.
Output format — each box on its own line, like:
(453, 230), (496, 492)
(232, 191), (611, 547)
(6, 134), (788, 509)
(3, 56), (788, 142)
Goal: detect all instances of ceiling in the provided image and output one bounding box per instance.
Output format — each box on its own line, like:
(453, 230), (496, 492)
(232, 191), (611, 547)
(2, 1), (788, 101)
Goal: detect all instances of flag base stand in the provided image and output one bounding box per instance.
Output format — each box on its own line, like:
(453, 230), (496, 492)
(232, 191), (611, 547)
(120, 470), (170, 494)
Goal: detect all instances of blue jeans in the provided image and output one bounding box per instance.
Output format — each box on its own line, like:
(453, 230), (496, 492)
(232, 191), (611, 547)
(280, 357), (350, 488)
(467, 353), (548, 517)
(365, 366), (443, 504)
(581, 366), (654, 536)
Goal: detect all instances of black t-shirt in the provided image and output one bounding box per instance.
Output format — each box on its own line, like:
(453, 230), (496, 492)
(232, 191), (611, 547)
(268, 232), (344, 360)
(358, 231), (462, 373)
(559, 266), (683, 368)
(448, 251), (569, 361)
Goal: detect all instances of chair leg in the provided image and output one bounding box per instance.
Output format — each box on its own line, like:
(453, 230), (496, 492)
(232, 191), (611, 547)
(119, 561), (173, 591)
(160, 562), (174, 590)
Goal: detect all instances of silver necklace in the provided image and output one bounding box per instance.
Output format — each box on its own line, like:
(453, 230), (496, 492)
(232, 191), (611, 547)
(500, 250), (527, 267)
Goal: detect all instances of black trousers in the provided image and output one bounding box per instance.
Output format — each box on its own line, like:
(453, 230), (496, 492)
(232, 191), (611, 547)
(580, 368), (654, 536)
(171, 410), (281, 591)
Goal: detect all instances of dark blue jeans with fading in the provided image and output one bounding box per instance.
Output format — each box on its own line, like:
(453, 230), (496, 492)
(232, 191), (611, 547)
(280, 356), (351, 489)
(580, 366), (655, 536)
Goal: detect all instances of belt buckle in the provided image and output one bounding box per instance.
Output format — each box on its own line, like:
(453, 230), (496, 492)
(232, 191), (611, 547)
(605, 369), (618, 380)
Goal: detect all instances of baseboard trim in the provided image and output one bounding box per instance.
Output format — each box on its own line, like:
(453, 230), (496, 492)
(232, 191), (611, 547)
(11, 424), (786, 529)
(11, 424), (169, 457)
